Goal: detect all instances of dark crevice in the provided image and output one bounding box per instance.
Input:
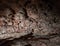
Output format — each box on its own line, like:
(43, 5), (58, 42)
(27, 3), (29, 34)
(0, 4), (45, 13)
(53, 17), (57, 23)
(22, 8), (29, 19)
(9, 8), (16, 14)
(25, 44), (32, 46)
(24, 0), (31, 7)
(44, 12), (48, 17)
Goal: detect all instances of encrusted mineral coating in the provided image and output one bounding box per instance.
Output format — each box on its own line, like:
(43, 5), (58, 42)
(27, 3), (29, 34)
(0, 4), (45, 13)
(0, 0), (60, 46)
(0, 0), (60, 40)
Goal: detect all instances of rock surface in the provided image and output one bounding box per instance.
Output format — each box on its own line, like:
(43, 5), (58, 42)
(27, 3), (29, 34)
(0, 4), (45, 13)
(0, 0), (60, 46)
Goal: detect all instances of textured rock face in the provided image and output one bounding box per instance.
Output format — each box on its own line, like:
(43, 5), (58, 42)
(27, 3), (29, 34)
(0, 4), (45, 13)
(0, 0), (60, 46)
(0, 0), (60, 39)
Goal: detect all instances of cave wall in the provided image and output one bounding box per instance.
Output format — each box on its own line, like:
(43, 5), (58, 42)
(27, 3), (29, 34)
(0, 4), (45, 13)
(0, 0), (60, 46)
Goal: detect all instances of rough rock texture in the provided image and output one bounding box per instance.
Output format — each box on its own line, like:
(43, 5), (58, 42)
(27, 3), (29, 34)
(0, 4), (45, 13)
(0, 0), (60, 46)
